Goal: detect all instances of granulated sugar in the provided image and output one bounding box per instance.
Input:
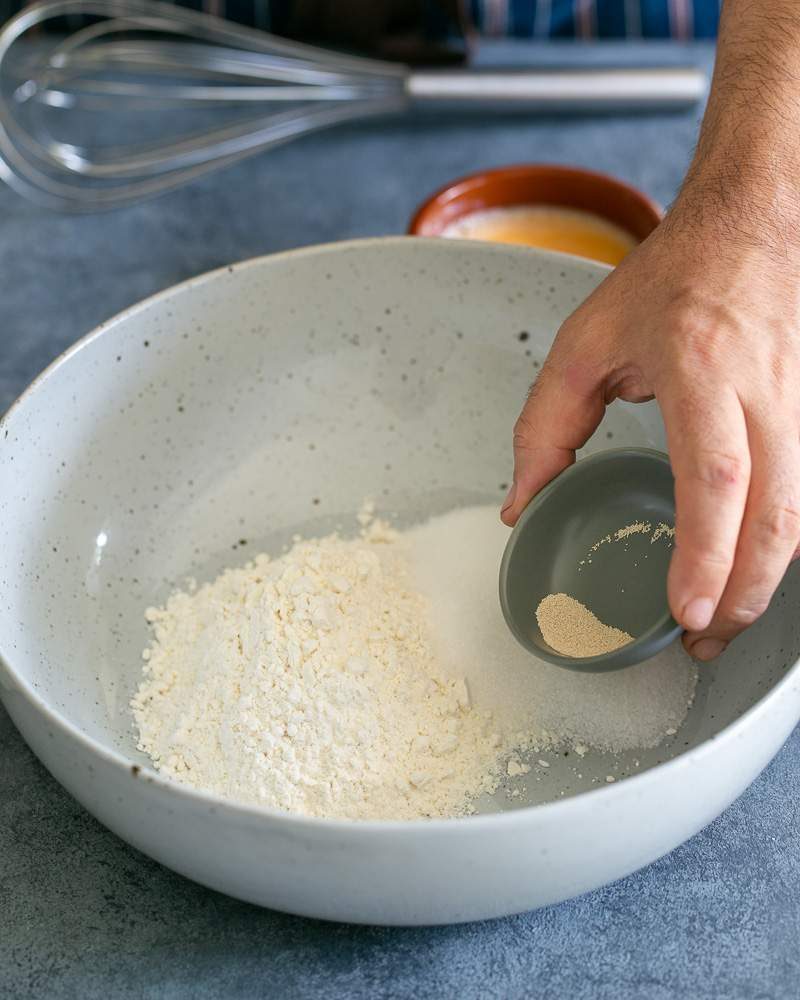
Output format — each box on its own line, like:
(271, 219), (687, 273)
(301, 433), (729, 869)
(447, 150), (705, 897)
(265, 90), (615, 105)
(405, 506), (696, 753)
(536, 593), (633, 657)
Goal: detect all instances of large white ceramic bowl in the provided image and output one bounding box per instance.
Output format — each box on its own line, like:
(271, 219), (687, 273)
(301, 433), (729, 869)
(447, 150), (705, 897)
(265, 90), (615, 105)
(1, 238), (799, 925)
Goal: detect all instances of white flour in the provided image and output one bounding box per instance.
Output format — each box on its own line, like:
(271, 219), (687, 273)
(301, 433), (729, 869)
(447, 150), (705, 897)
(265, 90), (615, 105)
(132, 505), (697, 820)
(132, 516), (511, 820)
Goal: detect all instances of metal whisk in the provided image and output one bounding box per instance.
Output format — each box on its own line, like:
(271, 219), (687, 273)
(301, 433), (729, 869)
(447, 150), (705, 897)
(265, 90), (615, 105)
(0, 0), (706, 211)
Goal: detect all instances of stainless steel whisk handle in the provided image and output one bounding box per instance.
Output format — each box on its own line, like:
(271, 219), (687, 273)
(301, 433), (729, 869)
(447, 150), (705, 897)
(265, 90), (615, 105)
(406, 67), (707, 112)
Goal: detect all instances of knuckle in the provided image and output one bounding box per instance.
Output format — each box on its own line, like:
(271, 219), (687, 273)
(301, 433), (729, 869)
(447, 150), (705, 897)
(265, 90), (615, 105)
(673, 519), (734, 573)
(683, 330), (721, 368)
(513, 413), (533, 446)
(684, 449), (747, 494)
(690, 547), (735, 573)
(768, 350), (793, 394)
(715, 589), (770, 632)
(512, 414), (541, 456)
(755, 501), (800, 548)
(670, 307), (704, 346)
(666, 317), (715, 369)
(666, 297), (735, 365)
(720, 599), (770, 629)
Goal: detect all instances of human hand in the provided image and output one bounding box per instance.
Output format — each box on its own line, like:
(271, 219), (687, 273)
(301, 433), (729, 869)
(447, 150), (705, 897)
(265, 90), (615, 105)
(501, 190), (800, 660)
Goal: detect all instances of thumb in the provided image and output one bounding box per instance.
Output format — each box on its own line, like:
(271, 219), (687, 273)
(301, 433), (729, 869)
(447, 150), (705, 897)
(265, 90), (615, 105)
(501, 341), (608, 526)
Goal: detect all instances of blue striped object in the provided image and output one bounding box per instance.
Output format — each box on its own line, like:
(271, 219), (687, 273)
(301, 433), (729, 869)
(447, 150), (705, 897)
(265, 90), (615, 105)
(1, 0), (720, 39)
(480, 1), (720, 38)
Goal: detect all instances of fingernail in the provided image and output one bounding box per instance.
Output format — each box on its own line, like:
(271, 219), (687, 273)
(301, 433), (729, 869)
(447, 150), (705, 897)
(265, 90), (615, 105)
(682, 597), (715, 632)
(501, 482), (517, 514)
(690, 637), (727, 661)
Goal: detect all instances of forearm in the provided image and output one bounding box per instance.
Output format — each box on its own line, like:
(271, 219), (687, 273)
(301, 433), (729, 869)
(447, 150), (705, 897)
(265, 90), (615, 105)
(680, 0), (800, 230)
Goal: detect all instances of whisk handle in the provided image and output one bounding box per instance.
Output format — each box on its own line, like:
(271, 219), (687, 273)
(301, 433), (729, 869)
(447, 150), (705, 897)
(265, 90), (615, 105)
(405, 67), (706, 111)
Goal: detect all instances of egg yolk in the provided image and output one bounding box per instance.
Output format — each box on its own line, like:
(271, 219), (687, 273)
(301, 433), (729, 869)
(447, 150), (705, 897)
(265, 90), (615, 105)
(441, 206), (638, 266)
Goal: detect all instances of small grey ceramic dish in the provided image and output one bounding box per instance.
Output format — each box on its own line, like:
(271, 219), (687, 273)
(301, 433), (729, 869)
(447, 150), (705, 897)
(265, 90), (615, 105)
(499, 448), (682, 671)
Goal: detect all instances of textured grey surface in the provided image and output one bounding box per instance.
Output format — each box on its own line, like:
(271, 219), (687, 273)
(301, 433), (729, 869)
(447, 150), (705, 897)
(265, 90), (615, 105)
(1, 39), (798, 1000)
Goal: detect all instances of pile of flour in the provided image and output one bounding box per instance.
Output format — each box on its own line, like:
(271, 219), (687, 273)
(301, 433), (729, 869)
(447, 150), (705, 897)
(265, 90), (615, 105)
(132, 505), (697, 820)
(132, 515), (510, 820)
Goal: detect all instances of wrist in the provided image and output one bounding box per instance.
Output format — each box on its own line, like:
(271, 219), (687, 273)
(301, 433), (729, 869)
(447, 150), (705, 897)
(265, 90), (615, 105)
(668, 162), (800, 259)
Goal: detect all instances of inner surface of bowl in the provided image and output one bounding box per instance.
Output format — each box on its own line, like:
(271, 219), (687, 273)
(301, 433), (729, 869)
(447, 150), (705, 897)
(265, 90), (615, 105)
(1, 238), (798, 816)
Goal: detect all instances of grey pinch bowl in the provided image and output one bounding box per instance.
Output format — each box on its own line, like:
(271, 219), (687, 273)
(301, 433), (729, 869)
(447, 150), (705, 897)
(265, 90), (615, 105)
(499, 448), (682, 671)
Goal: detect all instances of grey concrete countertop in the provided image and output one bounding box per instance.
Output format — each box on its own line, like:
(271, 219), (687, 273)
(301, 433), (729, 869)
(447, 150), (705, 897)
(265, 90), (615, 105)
(1, 39), (798, 1000)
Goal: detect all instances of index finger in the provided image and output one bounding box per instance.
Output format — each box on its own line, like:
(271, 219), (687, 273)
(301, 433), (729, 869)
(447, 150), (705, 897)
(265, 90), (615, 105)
(661, 382), (751, 633)
(501, 332), (607, 526)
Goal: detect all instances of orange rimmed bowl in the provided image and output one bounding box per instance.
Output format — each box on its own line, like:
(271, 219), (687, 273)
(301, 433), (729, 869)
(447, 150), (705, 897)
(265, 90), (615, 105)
(409, 163), (663, 251)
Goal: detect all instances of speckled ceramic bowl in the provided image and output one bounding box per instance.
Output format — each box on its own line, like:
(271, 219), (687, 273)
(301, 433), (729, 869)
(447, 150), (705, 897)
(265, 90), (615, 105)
(1, 238), (799, 925)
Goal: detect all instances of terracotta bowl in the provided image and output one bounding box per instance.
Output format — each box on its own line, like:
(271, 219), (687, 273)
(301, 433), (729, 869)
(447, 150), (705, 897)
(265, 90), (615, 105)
(409, 163), (663, 245)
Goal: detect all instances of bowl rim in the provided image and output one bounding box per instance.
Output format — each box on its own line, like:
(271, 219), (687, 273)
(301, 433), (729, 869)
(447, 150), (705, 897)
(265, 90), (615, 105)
(1, 235), (798, 835)
(408, 162), (664, 238)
